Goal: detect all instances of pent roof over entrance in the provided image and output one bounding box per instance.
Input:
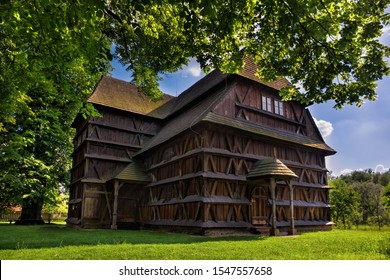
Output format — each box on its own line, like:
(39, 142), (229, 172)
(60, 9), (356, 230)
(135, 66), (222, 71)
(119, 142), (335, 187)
(110, 161), (151, 184)
(247, 157), (298, 180)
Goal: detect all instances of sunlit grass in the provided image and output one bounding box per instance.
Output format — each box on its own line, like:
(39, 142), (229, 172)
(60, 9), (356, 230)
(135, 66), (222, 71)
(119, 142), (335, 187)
(0, 224), (389, 260)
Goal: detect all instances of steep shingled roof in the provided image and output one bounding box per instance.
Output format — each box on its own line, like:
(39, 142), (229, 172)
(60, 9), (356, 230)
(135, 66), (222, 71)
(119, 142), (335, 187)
(247, 158), (298, 180)
(88, 76), (174, 119)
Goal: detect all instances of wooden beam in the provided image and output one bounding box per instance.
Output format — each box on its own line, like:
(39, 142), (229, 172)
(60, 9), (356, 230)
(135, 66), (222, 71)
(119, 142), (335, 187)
(147, 147), (326, 173)
(111, 181), (123, 230)
(88, 120), (156, 136)
(235, 102), (306, 126)
(85, 153), (132, 163)
(270, 178), (279, 236)
(287, 180), (297, 235)
(80, 184), (86, 226)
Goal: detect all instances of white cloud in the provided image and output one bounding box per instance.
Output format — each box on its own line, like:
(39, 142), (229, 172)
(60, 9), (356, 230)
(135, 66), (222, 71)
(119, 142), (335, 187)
(314, 118), (334, 138)
(374, 164), (389, 173)
(180, 58), (202, 77)
(340, 168), (354, 175)
(382, 26), (390, 37)
(379, 25), (390, 45)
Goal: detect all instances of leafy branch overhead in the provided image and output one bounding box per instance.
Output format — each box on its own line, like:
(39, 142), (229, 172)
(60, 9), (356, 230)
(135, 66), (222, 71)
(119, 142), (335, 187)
(0, 0), (388, 219)
(105, 0), (390, 108)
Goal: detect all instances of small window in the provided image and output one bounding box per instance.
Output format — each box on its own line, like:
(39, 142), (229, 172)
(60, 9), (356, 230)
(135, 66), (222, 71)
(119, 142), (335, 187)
(262, 96), (272, 112)
(274, 100), (284, 116)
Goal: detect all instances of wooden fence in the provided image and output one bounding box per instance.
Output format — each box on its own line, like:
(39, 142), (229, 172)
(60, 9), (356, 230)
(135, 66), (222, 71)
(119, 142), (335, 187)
(0, 213), (67, 224)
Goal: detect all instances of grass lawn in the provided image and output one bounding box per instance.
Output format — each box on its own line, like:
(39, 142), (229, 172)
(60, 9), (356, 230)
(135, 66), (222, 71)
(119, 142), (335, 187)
(0, 224), (389, 260)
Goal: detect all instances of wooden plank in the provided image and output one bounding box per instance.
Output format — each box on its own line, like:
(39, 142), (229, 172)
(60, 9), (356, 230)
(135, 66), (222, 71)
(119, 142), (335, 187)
(227, 205), (234, 221)
(210, 205), (218, 222)
(194, 202), (201, 221)
(147, 147), (326, 173)
(85, 153), (132, 163)
(85, 190), (108, 195)
(210, 180), (218, 196)
(235, 102), (305, 126)
(88, 121), (156, 136)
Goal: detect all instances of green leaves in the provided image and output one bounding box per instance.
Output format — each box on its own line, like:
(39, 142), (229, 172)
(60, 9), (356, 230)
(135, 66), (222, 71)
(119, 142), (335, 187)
(0, 0), (109, 213)
(104, 0), (389, 107)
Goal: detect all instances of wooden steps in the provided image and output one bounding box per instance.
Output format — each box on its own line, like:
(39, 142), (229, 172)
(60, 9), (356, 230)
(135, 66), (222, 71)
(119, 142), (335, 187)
(251, 226), (271, 235)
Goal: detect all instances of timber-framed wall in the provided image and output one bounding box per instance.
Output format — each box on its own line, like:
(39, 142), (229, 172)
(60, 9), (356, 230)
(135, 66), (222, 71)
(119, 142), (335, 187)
(67, 59), (336, 235)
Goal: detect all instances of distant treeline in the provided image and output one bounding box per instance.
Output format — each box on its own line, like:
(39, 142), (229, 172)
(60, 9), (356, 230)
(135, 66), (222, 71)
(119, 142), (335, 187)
(329, 169), (390, 229)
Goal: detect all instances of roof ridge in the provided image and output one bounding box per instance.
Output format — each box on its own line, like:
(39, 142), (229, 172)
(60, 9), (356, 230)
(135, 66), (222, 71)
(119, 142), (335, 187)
(100, 75), (176, 98)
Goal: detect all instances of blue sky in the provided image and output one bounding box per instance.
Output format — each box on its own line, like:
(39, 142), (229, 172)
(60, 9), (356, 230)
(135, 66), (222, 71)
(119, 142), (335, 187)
(110, 33), (389, 177)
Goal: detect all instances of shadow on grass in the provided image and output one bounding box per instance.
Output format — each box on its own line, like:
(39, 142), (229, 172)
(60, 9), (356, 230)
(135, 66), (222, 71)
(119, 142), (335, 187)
(0, 224), (269, 250)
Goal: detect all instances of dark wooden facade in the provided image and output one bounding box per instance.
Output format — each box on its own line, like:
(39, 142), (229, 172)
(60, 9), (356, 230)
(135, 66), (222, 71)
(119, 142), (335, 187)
(67, 59), (336, 235)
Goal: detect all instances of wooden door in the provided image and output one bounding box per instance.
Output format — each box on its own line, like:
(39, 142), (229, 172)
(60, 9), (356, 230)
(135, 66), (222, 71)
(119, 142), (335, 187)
(117, 185), (140, 224)
(251, 187), (268, 225)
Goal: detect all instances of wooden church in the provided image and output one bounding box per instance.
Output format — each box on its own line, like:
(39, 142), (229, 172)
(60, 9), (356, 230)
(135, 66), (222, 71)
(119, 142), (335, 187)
(67, 58), (336, 235)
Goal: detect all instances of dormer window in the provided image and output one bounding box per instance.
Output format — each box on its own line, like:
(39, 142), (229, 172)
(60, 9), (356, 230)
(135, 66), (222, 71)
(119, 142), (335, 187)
(262, 95), (285, 116)
(262, 96), (272, 112)
(274, 100), (284, 116)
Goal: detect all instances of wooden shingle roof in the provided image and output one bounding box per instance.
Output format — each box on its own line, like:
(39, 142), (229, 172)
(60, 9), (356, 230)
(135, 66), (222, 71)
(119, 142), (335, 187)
(247, 158), (298, 180)
(88, 57), (290, 121)
(238, 56), (292, 91)
(110, 161), (151, 183)
(88, 76), (174, 118)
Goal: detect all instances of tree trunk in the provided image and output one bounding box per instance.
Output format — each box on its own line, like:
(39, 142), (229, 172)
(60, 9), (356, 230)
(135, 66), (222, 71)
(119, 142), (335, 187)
(15, 199), (45, 225)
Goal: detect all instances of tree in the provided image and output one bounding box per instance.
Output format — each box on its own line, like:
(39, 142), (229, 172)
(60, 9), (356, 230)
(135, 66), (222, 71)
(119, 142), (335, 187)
(1, 0), (110, 128)
(104, 0), (390, 107)
(0, 56), (107, 223)
(384, 183), (390, 207)
(379, 171), (390, 186)
(329, 179), (360, 228)
(351, 182), (387, 228)
(0, 0), (110, 222)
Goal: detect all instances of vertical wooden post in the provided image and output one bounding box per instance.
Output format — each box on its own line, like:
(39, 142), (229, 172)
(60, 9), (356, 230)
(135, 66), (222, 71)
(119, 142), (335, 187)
(270, 178), (279, 236)
(287, 180), (297, 235)
(80, 184), (86, 225)
(111, 181), (120, 230)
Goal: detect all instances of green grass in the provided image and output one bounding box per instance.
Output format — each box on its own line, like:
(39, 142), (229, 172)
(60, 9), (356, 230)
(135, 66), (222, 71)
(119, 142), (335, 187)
(0, 224), (389, 260)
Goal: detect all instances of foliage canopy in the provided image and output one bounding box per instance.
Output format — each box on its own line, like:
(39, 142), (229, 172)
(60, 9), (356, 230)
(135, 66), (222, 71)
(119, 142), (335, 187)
(1, 0), (389, 217)
(105, 0), (390, 107)
(0, 0), (110, 216)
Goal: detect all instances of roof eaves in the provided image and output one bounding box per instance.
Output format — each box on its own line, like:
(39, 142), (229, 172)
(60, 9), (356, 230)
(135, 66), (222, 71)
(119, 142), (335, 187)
(203, 112), (336, 154)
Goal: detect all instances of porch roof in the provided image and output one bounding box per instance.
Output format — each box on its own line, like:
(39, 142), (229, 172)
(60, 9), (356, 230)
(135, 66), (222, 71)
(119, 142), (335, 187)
(247, 157), (298, 180)
(110, 161), (151, 183)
